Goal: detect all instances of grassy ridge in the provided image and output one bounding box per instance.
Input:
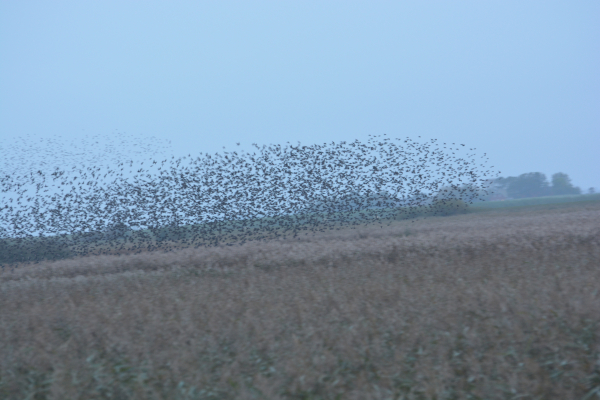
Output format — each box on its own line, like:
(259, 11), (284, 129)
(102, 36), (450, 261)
(2, 194), (599, 265)
(1, 200), (461, 264)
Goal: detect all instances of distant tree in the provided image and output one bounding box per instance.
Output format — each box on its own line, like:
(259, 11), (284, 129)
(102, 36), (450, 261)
(589, 187), (596, 194)
(313, 190), (402, 213)
(430, 198), (469, 216)
(494, 176), (518, 190)
(434, 183), (485, 203)
(102, 221), (131, 241)
(485, 176), (518, 200)
(434, 185), (462, 201)
(507, 172), (551, 199)
(550, 173), (581, 196)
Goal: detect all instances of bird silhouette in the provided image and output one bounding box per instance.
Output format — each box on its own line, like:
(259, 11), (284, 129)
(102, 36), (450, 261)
(0, 134), (498, 267)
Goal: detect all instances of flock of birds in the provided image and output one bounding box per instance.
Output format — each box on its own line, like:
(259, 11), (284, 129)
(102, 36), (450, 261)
(0, 134), (499, 266)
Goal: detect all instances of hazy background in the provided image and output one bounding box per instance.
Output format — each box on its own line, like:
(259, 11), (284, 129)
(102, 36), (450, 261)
(1, 1), (599, 190)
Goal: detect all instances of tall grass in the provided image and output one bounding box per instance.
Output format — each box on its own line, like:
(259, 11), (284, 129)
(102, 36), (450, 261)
(1, 202), (599, 399)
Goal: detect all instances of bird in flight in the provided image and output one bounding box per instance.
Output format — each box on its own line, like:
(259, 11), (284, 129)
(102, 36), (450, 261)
(0, 134), (497, 265)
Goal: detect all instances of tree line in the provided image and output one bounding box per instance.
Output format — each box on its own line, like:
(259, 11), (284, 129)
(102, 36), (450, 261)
(485, 172), (593, 200)
(310, 171), (592, 210)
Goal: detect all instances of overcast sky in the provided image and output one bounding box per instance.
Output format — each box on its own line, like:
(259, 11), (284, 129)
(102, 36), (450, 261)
(1, 1), (599, 191)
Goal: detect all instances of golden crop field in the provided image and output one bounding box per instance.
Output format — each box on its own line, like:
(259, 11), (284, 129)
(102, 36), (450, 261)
(1, 200), (599, 399)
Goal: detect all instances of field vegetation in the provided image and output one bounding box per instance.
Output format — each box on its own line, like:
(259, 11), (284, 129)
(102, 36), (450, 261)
(3, 193), (599, 266)
(0, 197), (471, 265)
(470, 193), (600, 210)
(1, 200), (599, 399)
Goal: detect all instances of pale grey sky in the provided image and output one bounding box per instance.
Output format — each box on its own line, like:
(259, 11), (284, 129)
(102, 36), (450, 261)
(1, 1), (599, 191)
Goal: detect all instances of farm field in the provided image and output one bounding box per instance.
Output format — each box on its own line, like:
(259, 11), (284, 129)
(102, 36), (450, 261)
(1, 198), (468, 265)
(4, 194), (600, 266)
(469, 193), (600, 210)
(1, 200), (599, 399)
